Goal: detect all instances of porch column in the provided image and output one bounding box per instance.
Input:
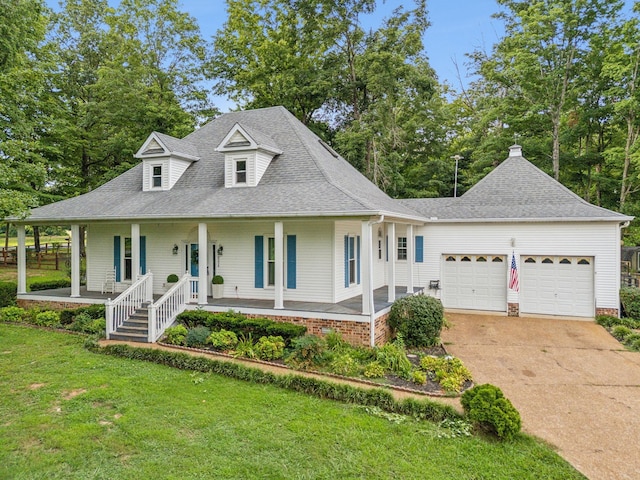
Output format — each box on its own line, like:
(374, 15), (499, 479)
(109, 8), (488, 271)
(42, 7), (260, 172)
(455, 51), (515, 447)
(274, 221), (284, 309)
(406, 224), (414, 294)
(361, 220), (373, 315)
(198, 222), (208, 305)
(131, 223), (140, 281)
(17, 225), (26, 294)
(70, 224), (80, 297)
(387, 222), (396, 302)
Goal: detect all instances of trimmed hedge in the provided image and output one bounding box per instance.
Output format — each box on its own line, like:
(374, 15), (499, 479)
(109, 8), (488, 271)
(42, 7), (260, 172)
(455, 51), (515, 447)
(60, 304), (106, 325)
(29, 278), (72, 291)
(388, 295), (445, 347)
(620, 287), (640, 319)
(94, 343), (461, 424)
(176, 310), (306, 345)
(0, 282), (17, 307)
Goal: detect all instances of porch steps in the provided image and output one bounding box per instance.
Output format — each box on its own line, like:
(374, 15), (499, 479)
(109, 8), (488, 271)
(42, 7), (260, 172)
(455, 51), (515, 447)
(110, 304), (149, 343)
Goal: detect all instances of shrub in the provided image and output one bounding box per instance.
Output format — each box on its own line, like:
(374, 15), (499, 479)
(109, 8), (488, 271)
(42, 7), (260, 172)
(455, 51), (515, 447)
(412, 370), (427, 385)
(612, 325), (633, 341)
(420, 356), (472, 394)
(83, 304), (106, 319)
(235, 334), (257, 359)
(166, 274), (179, 283)
(376, 341), (412, 379)
(0, 282), (17, 307)
(177, 310), (213, 329)
(265, 322), (307, 344)
(623, 332), (640, 346)
(363, 361), (386, 379)
(34, 310), (61, 327)
(330, 353), (360, 376)
(69, 312), (93, 332)
(88, 319), (106, 336)
(59, 309), (77, 325)
(461, 384), (521, 441)
(164, 325), (188, 345)
(595, 315), (619, 328)
(254, 335), (285, 360)
(286, 335), (327, 369)
(207, 329), (238, 350)
(388, 294), (445, 348)
(185, 326), (211, 348)
(630, 338), (640, 352)
(61, 304), (106, 326)
(0, 306), (25, 322)
(325, 330), (349, 352)
(212, 275), (224, 285)
(620, 287), (640, 319)
(29, 279), (71, 291)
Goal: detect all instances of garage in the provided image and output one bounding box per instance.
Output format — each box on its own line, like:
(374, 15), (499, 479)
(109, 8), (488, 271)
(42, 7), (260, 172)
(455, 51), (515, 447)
(442, 254), (507, 311)
(520, 256), (594, 317)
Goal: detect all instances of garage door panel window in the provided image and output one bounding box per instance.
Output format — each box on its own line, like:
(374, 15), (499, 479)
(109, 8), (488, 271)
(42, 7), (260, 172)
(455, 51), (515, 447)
(492, 256), (503, 262)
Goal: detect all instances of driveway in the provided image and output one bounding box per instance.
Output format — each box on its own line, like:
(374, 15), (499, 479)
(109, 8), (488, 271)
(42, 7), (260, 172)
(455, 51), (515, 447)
(441, 313), (640, 480)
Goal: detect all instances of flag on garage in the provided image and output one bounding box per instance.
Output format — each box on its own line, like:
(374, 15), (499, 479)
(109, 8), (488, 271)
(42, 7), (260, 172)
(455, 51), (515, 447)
(509, 252), (520, 292)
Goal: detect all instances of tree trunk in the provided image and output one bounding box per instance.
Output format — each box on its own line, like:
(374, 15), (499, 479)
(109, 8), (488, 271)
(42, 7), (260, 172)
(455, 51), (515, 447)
(33, 226), (40, 253)
(552, 111), (561, 180)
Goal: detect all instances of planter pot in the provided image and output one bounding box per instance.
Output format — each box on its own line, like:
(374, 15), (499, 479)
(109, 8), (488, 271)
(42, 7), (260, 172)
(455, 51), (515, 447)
(212, 284), (224, 299)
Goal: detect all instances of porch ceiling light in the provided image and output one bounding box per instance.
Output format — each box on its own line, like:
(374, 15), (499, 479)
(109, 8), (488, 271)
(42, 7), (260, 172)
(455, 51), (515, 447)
(172, 244), (179, 255)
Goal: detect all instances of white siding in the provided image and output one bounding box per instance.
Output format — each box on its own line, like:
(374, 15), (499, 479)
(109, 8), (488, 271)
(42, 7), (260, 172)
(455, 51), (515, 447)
(167, 158), (192, 189)
(229, 130), (248, 144)
(255, 150), (273, 185)
(414, 221), (621, 314)
(224, 153), (255, 188)
(334, 221), (363, 302)
(142, 157), (192, 191)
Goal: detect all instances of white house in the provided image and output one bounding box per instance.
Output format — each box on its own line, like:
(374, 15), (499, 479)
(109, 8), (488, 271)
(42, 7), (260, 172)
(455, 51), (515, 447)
(13, 107), (632, 346)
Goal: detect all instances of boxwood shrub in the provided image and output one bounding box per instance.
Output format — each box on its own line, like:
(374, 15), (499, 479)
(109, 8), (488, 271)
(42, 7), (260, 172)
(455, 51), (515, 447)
(0, 281), (17, 307)
(29, 279), (72, 291)
(388, 294), (445, 347)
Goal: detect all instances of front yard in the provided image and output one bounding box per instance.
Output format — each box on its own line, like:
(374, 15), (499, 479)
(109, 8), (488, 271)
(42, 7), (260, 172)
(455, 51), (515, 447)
(0, 324), (584, 479)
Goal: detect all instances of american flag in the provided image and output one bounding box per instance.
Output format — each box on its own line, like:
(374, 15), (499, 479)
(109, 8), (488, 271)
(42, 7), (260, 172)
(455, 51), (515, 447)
(509, 253), (519, 292)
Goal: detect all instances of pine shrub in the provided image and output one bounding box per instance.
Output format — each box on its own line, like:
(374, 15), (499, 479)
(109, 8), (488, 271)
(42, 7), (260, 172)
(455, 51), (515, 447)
(185, 326), (211, 347)
(461, 384), (521, 441)
(0, 282), (17, 307)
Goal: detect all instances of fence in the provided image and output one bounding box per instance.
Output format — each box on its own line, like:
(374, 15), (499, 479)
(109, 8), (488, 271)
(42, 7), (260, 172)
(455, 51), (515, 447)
(0, 243), (71, 270)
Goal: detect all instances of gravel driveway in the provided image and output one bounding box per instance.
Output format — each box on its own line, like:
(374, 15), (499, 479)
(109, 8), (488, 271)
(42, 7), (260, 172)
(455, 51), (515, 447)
(441, 313), (640, 480)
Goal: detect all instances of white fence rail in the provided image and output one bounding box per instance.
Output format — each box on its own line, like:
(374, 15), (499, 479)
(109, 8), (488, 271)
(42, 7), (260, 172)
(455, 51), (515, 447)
(189, 277), (199, 302)
(148, 274), (191, 342)
(105, 273), (153, 339)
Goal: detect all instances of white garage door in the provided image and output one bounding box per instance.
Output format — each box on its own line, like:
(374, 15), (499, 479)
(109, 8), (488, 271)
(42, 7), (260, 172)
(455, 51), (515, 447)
(520, 256), (594, 317)
(442, 254), (507, 311)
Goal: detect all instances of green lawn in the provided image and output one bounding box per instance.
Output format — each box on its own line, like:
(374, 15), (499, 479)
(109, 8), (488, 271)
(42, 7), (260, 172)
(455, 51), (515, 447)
(0, 266), (68, 286)
(0, 325), (585, 479)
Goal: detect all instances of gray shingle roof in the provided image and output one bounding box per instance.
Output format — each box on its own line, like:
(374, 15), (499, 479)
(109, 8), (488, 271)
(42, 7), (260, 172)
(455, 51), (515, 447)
(403, 150), (632, 222)
(151, 132), (200, 159)
(25, 106), (422, 223)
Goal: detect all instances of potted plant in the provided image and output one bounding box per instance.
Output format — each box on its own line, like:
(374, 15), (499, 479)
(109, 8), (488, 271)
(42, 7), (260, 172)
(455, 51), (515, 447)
(165, 274), (179, 291)
(212, 275), (224, 299)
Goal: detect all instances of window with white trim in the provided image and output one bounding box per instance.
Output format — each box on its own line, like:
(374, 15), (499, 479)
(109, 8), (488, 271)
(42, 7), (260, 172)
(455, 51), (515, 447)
(397, 237), (407, 260)
(348, 236), (356, 284)
(124, 237), (132, 280)
(235, 159), (247, 184)
(267, 237), (275, 286)
(151, 165), (162, 188)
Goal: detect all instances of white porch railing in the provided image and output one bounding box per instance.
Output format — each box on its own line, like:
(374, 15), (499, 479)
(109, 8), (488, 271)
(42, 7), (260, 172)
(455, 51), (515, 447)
(189, 277), (199, 303)
(148, 274), (191, 343)
(105, 273), (153, 339)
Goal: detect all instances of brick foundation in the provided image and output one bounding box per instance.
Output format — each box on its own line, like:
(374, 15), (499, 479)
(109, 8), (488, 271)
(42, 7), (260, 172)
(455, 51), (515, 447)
(595, 307), (619, 317)
(373, 313), (391, 346)
(507, 303), (519, 317)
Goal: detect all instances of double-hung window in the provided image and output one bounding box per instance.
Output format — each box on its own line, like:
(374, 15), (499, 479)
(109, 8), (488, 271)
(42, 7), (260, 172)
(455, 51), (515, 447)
(236, 159), (247, 184)
(397, 237), (407, 260)
(124, 237), (132, 280)
(267, 237), (275, 286)
(151, 165), (162, 188)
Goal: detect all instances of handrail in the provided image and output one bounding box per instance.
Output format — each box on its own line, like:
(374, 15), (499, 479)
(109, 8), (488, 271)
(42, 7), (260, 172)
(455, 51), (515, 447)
(148, 273), (191, 342)
(105, 273), (153, 339)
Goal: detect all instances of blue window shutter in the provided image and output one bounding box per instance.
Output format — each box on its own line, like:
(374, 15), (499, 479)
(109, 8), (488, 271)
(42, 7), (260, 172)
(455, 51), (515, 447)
(415, 236), (424, 263)
(344, 235), (349, 288)
(287, 235), (296, 289)
(113, 236), (121, 282)
(140, 236), (147, 274)
(255, 236), (264, 288)
(356, 235), (361, 284)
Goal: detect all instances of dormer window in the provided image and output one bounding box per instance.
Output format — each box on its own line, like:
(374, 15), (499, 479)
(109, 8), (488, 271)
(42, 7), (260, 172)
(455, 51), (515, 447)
(152, 165), (162, 188)
(235, 160), (247, 184)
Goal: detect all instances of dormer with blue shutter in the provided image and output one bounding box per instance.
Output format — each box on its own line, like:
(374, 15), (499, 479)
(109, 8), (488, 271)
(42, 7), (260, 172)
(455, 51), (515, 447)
(135, 132), (200, 191)
(216, 123), (283, 188)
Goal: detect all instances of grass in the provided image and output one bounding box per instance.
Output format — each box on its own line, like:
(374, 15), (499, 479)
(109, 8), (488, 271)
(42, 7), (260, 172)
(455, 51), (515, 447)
(2, 235), (70, 248)
(0, 325), (585, 479)
(0, 265), (68, 287)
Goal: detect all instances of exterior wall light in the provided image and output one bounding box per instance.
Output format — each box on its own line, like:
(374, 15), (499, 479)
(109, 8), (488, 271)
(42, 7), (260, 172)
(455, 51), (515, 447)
(172, 244), (179, 255)
(217, 245), (224, 256)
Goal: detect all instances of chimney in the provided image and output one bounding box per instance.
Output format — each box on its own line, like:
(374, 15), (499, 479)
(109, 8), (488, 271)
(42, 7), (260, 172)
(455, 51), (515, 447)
(508, 144), (522, 157)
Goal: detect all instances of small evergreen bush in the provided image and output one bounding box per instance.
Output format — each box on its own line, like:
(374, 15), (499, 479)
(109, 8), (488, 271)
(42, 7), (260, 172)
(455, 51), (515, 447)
(177, 310), (212, 329)
(623, 332), (640, 346)
(34, 310), (61, 327)
(69, 312), (93, 332)
(388, 295), (445, 347)
(620, 287), (640, 319)
(29, 279), (71, 291)
(0, 306), (25, 322)
(185, 326), (211, 347)
(612, 325), (632, 341)
(164, 325), (188, 345)
(595, 315), (619, 328)
(461, 384), (521, 441)
(166, 274), (179, 283)
(207, 329), (238, 350)
(0, 282), (17, 307)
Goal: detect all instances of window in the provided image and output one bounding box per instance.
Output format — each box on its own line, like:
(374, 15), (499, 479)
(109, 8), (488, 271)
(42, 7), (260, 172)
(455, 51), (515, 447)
(492, 256), (504, 263)
(348, 237), (356, 284)
(378, 240), (382, 260)
(267, 237), (275, 286)
(461, 256), (471, 262)
(152, 165), (162, 188)
(524, 257), (536, 263)
(559, 258), (571, 264)
(445, 256), (456, 262)
(477, 256), (487, 262)
(397, 237), (407, 260)
(236, 159), (247, 184)
(578, 258), (590, 265)
(124, 237), (132, 280)
(542, 257), (553, 264)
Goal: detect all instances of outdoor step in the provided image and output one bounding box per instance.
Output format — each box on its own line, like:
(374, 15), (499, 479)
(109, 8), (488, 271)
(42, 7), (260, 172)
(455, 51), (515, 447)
(117, 325), (148, 334)
(110, 332), (148, 343)
(122, 318), (147, 327)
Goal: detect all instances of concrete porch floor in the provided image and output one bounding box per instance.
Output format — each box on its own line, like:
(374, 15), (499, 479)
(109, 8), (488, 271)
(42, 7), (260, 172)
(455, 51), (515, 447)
(20, 286), (423, 316)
